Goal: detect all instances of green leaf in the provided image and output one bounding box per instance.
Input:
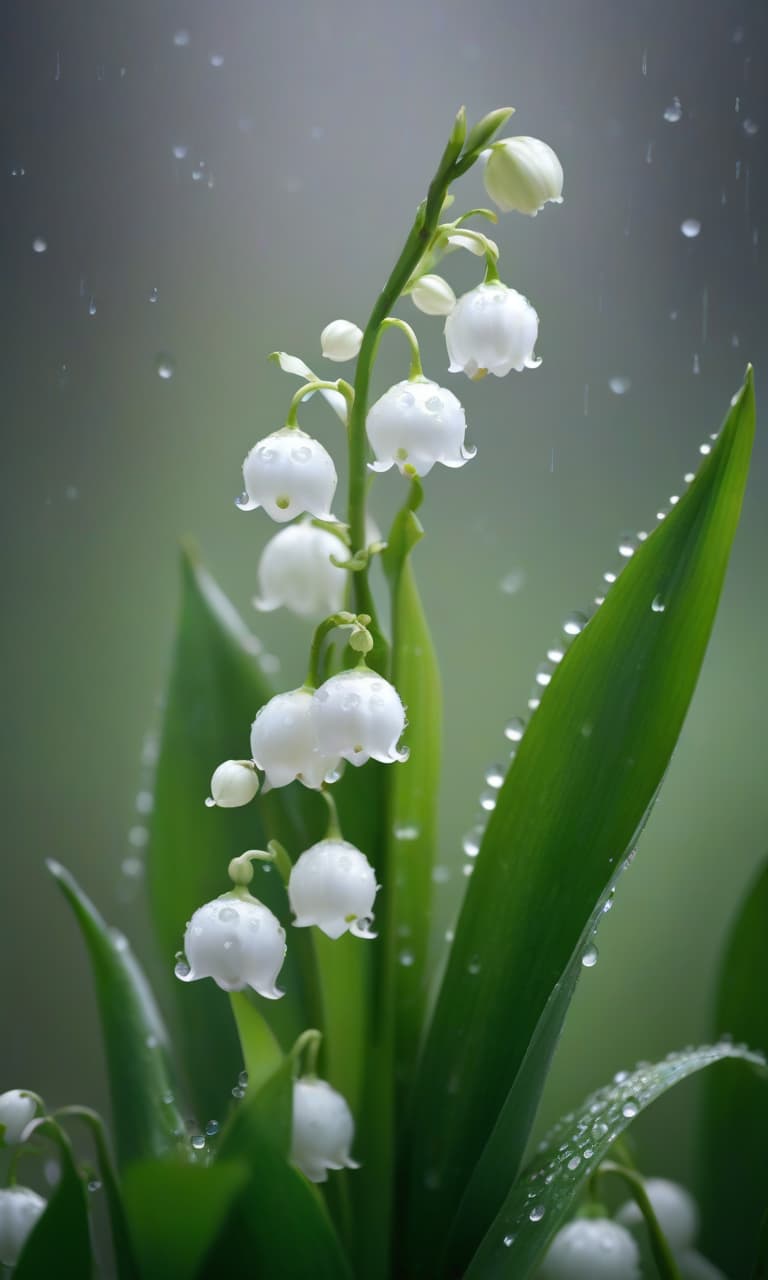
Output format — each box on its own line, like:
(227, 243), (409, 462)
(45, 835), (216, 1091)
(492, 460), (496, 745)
(47, 860), (187, 1168)
(15, 1121), (93, 1279)
(229, 991), (283, 1094)
(463, 1042), (763, 1278)
(699, 856), (768, 1276)
(55, 1107), (142, 1280)
(405, 368), (756, 1272)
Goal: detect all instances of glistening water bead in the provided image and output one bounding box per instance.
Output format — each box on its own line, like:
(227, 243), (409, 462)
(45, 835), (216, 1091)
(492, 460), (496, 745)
(581, 943), (599, 968)
(681, 218), (702, 239)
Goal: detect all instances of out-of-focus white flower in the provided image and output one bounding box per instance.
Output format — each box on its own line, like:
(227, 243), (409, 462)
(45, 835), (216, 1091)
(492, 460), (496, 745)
(290, 1077), (359, 1183)
(616, 1178), (699, 1251)
(0, 1091), (36, 1146)
(254, 520), (346, 620)
(250, 688), (340, 790)
(321, 319), (363, 362)
(483, 136), (564, 215)
(538, 1218), (641, 1280)
(288, 839), (377, 939)
(208, 760), (260, 808)
(445, 282), (540, 378)
(410, 274), (457, 316)
(675, 1250), (727, 1280)
(176, 894), (286, 999)
(311, 668), (407, 767)
(239, 428), (337, 523)
(366, 378), (475, 477)
(0, 1187), (46, 1267)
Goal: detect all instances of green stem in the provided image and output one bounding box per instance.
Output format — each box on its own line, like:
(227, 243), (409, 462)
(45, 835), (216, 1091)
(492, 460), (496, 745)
(305, 612), (357, 688)
(320, 788), (343, 840)
(285, 379), (354, 428)
(597, 1162), (683, 1280)
(379, 318), (424, 379)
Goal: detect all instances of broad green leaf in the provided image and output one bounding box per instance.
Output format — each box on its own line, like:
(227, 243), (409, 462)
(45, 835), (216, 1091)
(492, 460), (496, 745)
(406, 369), (756, 1271)
(48, 860), (187, 1168)
(15, 1121), (93, 1280)
(699, 857), (768, 1276)
(57, 1107), (142, 1280)
(229, 991), (283, 1094)
(464, 1042), (764, 1279)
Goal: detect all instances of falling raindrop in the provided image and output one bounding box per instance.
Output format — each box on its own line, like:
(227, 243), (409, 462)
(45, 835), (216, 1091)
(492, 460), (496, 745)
(692, 353), (701, 375)
(173, 29), (191, 47)
(155, 353), (176, 380)
(499, 569), (526, 596)
(742, 118), (759, 137)
(209, 53), (224, 67)
(148, 286), (159, 303)
(172, 144), (188, 159)
(88, 296), (97, 317)
(32, 237), (47, 253)
(681, 218), (702, 239)
(609, 375), (631, 395)
(663, 97), (683, 123)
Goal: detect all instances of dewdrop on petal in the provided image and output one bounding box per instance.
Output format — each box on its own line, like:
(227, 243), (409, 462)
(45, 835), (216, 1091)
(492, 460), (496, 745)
(616, 1178), (699, 1251)
(176, 894), (286, 999)
(410, 273), (457, 317)
(311, 668), (407, 766)
(0, 1091), (36, 1145)
(483, 136), (564, 216)
(289, 839), (378, 939)
(366, 378), (475, 477)
(208, 760), (259, 808)
(321, 319), (363, 362)
(291, 1077), (359, 1183)
(239, 427), (337, 523)
(254, 520), (346, 620)
(538, 1218), (641, 1280)
(0, 1187), (47, 1267)
(445, 282), (541, 379)
(251, 688), (340, 790)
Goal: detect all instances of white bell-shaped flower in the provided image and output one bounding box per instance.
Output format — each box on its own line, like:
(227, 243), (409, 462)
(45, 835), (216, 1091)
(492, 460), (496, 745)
(0, 1091), (36, 1146)
(616, 1178), (699, 1251)
(483, 136), (564, 216)
(675, 1251), (727, 1280)
(0, 1186), (46, 1267)
(208, 760), (260, 808)
(254, 520), (346, 620)
(366, 378), (475, 477)
(288, 839), (378, 939)
(538, 1218), (641, 1280)
(445, 282), (541, 379)
(410, 273), (457, 316)
(321, 319), (363, 362)
(239, 427), (337, 523)
(290, 1077), (359, 1183)
(250, 688), (340, 790)
(311, 668), (407, 766)
(177, 893), (286, 999)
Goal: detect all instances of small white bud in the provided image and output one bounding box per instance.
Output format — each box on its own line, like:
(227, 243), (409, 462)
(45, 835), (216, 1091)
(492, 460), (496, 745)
(208, 760), (259, 808)
(290, 1077), (359, 1183)
(616, 1178), (699, 1251)
(240, 427), (337, 523)
(321, 319), (363, 362)
(366, 378), (475, 477)
(311, 669), (406, 767)
(410, 274), (457, 317)
(288, 839), (378, 939)
(177, 894), (286, 999)
(483, 136), (564, 216)
(250, 688), (340, 790)
(445, 231), (499, 258)
(538, 1218), (641, 1280)
(254, 520), (346, 620)
(445, 282), (540, 379)
(0, 1186), (46, 1267)
(0, 1091), (36, 1146)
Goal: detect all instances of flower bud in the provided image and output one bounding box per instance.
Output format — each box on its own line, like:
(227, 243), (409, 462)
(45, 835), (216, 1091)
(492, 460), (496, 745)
(254, 520), (346, 620)
(177, 893), (286, 999)
(321, 319), (363, 362)
(445, 282), (540, 379)
(0, 1091), (36, 1146)
(616, 1178), (699, 1251)
(0, 1186), (46, 1267)
(251, 688), (340, 790)
(366, 378), (475, 477)
(239, 427), (337, 523)
(311, 669), (407, 767)
(291, 1077), (359, 1182)
(483, 136), (564, 216)
(288, 839), (378, 939)
(410, 274), (456, 317)
(538, 1218), (641, 1280)
(208, 760), (259, 808)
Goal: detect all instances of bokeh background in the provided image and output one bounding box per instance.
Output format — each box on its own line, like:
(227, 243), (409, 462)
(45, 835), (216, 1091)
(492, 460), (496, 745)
(2, 0), (766, 1212)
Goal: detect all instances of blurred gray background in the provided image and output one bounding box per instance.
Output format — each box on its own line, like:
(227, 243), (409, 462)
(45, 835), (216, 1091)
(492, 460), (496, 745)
(1, 0), (766, 1197)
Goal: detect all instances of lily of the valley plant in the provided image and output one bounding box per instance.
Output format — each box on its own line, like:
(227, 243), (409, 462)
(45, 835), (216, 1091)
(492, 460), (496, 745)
(2, 107), (763, 1280)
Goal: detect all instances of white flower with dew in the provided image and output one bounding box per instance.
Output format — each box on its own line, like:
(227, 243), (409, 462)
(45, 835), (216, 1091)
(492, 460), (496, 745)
(445, 282), (540, 379)
(0, 1187), (46, 1267)
(291, 1077), (359, 1183)
(321, 319), (363, 362)
(483, 136), (564, 216)
(616, 1178), (699, 1251)
(251, 688), (341, 790)
(239, 427), (337, 523)
(177, 894), (286, 999)
(538, 1218), (641, 1280)
(289, 839), (378, 939)
(254, 520), (346, 620)
(366, 378), (475, 477)
(311, 668), (407, 766)
(208, 760), (259, 808)
(0, 1091), (37, 1146)
(410, 274), (456, 316)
